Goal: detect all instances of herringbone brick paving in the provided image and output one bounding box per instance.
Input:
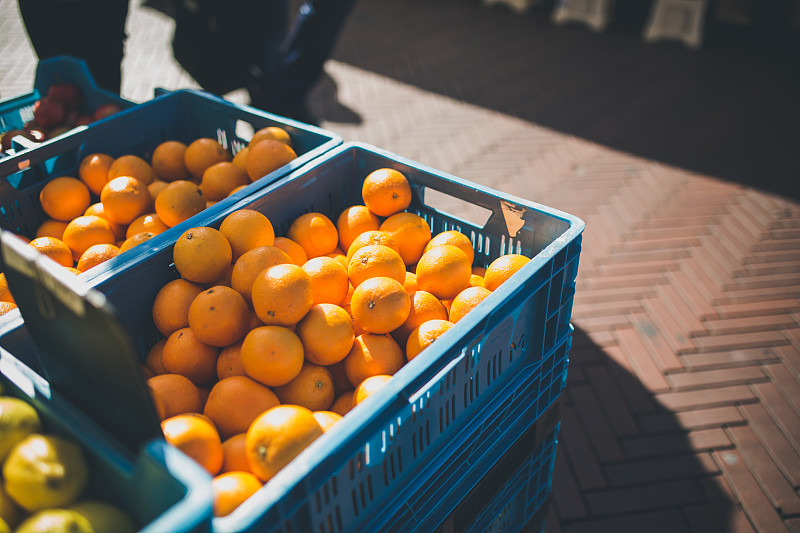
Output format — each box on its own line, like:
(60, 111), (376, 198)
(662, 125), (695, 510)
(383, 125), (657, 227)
(1, 0), (799, 531)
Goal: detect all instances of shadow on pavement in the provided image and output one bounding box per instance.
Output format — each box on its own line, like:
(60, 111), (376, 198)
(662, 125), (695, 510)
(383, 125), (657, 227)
(547, 326), (740, 531)
(331, 0), (800, 202)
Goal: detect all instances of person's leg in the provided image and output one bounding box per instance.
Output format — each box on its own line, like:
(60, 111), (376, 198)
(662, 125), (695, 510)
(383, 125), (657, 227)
(252, 0), (357, 122)
(276, 0), (358, 96)
(17, 0), (129, 93)
(246, 0), (291, 111)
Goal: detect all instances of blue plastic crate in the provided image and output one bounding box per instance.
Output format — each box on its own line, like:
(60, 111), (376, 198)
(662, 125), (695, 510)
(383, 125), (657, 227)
(0, 141), (583, 532)
(0, 56), (135, 157)
(0, 348), (213, 533)
(0, 87), (342, 326)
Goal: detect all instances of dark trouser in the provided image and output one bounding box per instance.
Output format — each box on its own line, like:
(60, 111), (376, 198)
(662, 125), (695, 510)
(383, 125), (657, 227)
(250, 0), (358, 110)
(17, 0), (129, 94)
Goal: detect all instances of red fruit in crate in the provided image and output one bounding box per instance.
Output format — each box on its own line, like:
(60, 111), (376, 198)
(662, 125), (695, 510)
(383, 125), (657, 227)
(93, 103), (122, 121)
(33, 97), (66, 127)
(48, 125), (73, 139)
(74, 114), (94, 126)
(47, 83), (82, 109)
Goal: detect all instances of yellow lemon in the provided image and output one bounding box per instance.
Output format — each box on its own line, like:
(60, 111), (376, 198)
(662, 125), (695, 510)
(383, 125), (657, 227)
(69, 501), (136, 533)
(0, 397), (42, 463)
(14, 509), (92, 533)
(3, 434), (88, 512)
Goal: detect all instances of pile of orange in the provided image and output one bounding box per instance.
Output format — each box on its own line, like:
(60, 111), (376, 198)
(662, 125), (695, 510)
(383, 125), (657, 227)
(0, 127), (298, 318)
(144, 166), (532, 517)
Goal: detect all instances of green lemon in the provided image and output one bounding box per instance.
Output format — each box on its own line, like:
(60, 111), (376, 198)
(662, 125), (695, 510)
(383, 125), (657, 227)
(2, 434), (88, 512)
(0, 397), (42, 463)
(69, 501), (136, 533)
(14, 509), (93, 533)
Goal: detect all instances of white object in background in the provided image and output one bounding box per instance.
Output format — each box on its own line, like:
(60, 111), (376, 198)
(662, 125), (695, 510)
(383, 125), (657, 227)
(643, 0), (709, 49)
(483, 0), (543, 14)
(551, 0), (616, 32)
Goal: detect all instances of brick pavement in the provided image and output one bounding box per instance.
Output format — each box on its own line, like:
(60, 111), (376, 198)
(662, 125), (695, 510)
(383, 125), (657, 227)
(1, 0), (799, 531)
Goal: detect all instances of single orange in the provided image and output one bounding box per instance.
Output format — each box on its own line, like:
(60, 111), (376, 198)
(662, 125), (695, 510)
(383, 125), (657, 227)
(301, 256), (350, 306)
(295, 303), (355, 366)
(345, 230), (401, 264)
(250, 263), (314, 326)
(330, 391), (355, 417)
(449, 286), (492, 323)
(245, 405), (323, 483)
(39, 176), (91, 221)
(312, 411), (343, 432)
(220, 433), (251, 474)
(231, 146), (249, 171)
(0, 273), (15, 304)
(145, 338), (167, 375)
(353, 374), (392, 405)
(148, 179), (169, 202)
(217, 340), (246, 380)
(126, 213), (169, 238)
(152, 278), (205, 337)
(379, 212), (432, 265)
(78, 152), (113, 195)
(390, 290), (448, 347)
(344, 333), (405, 388)
(161, 327), (220, 385)
(118, 231), (155, 253)
(347, 244), (406, 288)
(62, 215), (116, 261)
(212, 471), (262, 517)
(108, 154), (156, 186)
(27, 236), (73, 268)
(35, 219), (69, 240)
(119, 232), (157, 254)
(154, 180), (207, 227)
(483, 254), (531, 291)
(201, 161), (250, 201)
(469, 274), (485, 288)
(204, 375), (281, 439)
(100, 176), (151, 225)
(424, 230), (475, 265)
(230, 246), (293, 305)
(188, 285), (250, 347)
(361, 168), (412, 217)
(161, 413), (224, 475)
(273, 362), (336, 412)
(172, 226), (232, 284)
(84, 202), (126, 241)
(76, 243), (120, 272)
(405, 319), (454, 360)
(244, 139), (297, 182)
(286, 212), (339, 259)
(240, 326), (304, 387)
(415, 244), (471, 299)
(250, 126), (293, 148)
(185, 138), (231, 181)
(349, 276), (410, 334)
(151, 140), (190, 182)
(219, 209), (275, 261)
(273, 236), (307, 266)
(147, 373), (203, 420)
(336, 205), (381, 252)
(403, 271), (418, 293)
